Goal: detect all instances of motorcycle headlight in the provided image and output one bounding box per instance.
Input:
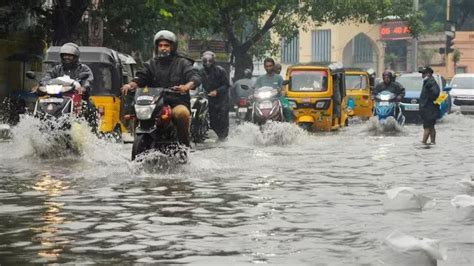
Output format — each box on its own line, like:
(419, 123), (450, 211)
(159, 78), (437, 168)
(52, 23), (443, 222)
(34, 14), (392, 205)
(135, 104), (156, 120)
(257, 91), (272, 99)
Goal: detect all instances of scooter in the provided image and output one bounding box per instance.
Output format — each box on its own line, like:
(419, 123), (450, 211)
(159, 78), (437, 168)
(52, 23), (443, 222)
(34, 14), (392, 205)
(251, 86), (284, 125)
(190, 88), (209, 143)
(234, 84), (252, 124)
(373, 91), (405, 126)
(26, 71), (91, 131)
(131, 87), (188, 162)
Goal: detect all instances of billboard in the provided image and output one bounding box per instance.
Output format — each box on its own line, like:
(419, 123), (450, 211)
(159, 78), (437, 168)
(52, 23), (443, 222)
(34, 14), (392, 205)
(380, 21), (411, 40)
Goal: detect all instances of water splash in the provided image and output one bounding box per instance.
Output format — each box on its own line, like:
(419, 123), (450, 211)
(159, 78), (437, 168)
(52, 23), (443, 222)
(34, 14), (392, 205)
(228, 121), (307, 146)
(365, 116), (405, 136)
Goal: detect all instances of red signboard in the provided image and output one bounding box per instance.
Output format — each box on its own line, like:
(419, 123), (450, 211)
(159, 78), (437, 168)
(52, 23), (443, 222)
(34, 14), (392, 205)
(380, 21), (411, 40)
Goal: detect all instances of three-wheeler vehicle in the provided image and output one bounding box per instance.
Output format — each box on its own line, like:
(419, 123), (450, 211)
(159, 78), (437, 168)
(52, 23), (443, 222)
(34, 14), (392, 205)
(284, 63), (350, 131)
(345, 68), (376, 119)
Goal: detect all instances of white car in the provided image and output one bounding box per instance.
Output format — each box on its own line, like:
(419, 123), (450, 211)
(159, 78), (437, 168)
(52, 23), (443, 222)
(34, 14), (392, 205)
(450, 73), (474, 114)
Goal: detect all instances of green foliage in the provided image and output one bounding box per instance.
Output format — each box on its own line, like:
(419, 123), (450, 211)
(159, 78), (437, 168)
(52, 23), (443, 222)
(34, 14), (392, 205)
(420, 0), (474, 33)
(452, 49), (461, 64)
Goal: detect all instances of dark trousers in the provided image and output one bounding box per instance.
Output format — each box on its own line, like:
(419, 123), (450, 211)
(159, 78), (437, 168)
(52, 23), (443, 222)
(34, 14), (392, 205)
(209, 102), (229, 139)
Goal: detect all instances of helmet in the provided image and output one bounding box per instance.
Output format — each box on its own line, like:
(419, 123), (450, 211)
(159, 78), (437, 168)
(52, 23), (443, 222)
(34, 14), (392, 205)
(202, 51), (215, 68)
(154, 30), (177, 58)
(60, 42), (80, 57)
(243, 68), (252, 78)
(382, 70), (393, 78)
(60, 42), (80, 66)
(418, 66), (434, 74)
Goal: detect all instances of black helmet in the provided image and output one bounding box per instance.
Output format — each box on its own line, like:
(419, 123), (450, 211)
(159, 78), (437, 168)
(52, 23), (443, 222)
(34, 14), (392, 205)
(418, 66), (434, 74)
(202, 51), (215, 68)
(60, 42), (80, 66)
(243, 68), (252, 78)
(154, 30), (177, 58)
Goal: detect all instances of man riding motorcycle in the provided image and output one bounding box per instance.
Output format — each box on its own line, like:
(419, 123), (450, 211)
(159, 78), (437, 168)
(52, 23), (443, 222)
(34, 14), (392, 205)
(372, 70), (405, 101)
(34, 42), (97, 130)
(198, 50), (230, 141)
(121, 30), (201, 147)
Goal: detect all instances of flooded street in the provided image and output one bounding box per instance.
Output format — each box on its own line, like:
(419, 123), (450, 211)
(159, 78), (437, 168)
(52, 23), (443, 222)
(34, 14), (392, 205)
(0, 114), (473, 265)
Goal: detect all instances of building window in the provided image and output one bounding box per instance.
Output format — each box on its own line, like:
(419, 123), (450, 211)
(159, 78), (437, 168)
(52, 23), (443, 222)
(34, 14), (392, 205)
(312, 30), (331, 62)
(281, 35), (299, 64)
(354, 34), (374, 63)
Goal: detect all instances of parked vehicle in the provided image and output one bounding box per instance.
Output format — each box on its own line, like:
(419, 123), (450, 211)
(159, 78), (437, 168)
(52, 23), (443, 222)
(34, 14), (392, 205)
(373, 91), (405, 126)
(131, 87), (187, 162)
(251, 86), (284, 125)
(285, 63), (350, 131)
(234, 84), (253, 123)
(190, 87), (209, 143)
(43, 46), (135, 140)
(397, 72), (451, 123)
(345, 68), (376, 119)
(449, 73), (474, 114)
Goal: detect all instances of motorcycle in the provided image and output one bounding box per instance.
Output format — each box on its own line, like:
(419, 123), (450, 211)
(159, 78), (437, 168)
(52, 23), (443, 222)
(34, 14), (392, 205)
(26, 71), (93, 130)
(131, 87), (188, 162)
(190, 88), (209, 143)
(234, 84), (252, 124)
(251, 86), (284, 125)
(373, 91), (405, 126)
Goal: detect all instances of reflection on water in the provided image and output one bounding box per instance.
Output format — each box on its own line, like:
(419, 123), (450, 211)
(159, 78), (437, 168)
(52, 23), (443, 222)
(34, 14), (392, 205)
(0, 114), (473, 265)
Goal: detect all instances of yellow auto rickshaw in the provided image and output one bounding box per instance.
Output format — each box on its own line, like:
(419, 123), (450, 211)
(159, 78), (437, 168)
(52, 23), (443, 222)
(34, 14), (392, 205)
(345, 68), (376, 119)
(285, 63), (350, 131)
(43, 46), (136, 140)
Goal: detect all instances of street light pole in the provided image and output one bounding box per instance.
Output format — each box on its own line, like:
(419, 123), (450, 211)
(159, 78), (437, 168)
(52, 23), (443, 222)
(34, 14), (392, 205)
(413, 0), (418, 72)
(445, 0), (451, 76)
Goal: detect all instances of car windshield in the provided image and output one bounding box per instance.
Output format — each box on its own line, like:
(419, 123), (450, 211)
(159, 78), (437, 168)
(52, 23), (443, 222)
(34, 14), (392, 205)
(397, 76), (423, 91)
(345, 74), (368, 89)
(451, 77), (473, 89)
(290, 70), (327, 92)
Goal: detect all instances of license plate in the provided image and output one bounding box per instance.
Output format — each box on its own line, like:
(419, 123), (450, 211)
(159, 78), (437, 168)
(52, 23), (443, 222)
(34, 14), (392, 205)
(259, 102), (273, 109)
(238, 107), (247, 113)
(379, 102), (389, 106)
(39, 98), (63, 103)
(404, 104), (419, 111)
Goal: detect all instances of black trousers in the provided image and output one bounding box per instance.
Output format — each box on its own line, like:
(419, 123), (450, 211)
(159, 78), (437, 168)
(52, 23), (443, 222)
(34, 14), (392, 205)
(209, 102), (229, 139)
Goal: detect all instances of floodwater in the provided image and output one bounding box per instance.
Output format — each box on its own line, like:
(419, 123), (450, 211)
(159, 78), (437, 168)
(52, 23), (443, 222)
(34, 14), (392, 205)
(0, 114), (473, 265)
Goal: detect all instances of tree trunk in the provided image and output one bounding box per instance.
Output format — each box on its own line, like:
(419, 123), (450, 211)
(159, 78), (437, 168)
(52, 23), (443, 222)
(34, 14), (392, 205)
(232, 46), (253, 82)
(51, 0), (89, 45)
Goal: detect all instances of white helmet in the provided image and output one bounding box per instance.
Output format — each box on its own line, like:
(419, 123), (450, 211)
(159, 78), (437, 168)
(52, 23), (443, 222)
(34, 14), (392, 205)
(154, 30), (177, 45)
(60, 42), (80, 57)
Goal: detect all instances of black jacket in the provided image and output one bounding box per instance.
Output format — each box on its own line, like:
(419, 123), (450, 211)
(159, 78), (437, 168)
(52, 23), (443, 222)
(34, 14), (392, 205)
(41, 63), (94, 93)
(199, 64), (230, 104)
(373, 81), (405, 99)
(419, 76), (440, 121)
(132, 55), (201, 109)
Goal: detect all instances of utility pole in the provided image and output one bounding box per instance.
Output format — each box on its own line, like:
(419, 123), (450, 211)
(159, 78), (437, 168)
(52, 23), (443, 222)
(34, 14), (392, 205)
(412, 0), (418, 72)
(445, 0), (451, 76)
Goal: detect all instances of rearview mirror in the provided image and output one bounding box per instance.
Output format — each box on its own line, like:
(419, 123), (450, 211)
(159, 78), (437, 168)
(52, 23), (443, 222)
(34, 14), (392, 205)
(26, 71), (36, 80)
(443, 86), (452, 92)
(241, 85), (250, 90)
(282, 80), (290, 86)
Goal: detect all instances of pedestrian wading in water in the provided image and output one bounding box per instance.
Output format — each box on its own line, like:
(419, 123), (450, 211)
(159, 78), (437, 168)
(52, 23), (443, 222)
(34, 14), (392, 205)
(418, 66), (440, 145)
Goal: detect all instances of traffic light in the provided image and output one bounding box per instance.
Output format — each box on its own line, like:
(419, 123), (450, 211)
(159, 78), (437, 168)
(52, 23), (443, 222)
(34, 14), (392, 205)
(446, 34), (455, 54)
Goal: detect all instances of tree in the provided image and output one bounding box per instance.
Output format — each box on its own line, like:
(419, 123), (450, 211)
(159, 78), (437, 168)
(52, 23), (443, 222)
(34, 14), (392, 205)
(31, 0), (90, 45)
(420, 0), (474, 32)
(97, 0), (172, 61)
(149, 0), (418, 80)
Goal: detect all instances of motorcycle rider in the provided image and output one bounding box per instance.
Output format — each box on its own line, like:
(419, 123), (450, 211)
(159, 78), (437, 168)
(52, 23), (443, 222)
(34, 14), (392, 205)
(198, 50), (230, 141)
(372, 70), (405, 101)
(255, 58), (283, 90)
(121, 30), (201, 148)
(35, 42), (97, 129)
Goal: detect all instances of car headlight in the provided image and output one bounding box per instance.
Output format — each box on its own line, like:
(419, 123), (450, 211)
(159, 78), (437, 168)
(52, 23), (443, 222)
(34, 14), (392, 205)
(135, 104), (156, 120)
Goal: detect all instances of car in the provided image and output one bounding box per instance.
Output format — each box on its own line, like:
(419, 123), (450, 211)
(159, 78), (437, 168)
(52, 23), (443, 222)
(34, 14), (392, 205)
(449, 73), (474, 114)
(396, 72), (451, 123)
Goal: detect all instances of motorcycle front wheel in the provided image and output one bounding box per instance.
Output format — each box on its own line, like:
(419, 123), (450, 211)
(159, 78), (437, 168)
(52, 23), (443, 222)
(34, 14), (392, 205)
(131, 134), (152, 160)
